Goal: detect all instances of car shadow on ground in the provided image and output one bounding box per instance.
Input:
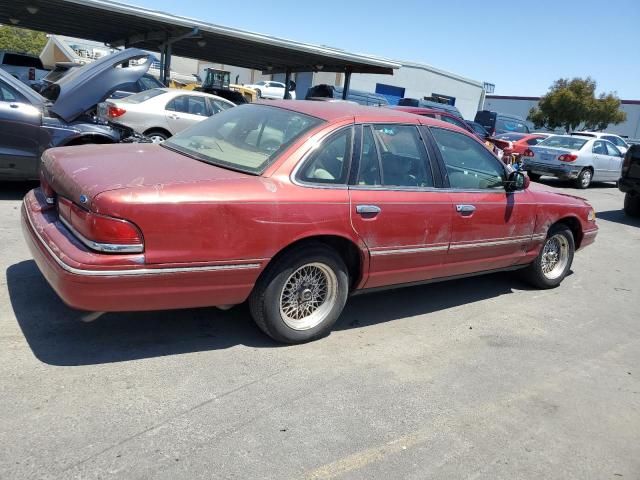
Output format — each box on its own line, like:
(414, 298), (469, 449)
(0, 181), (37, 201)
(8, 260), (535, 367)
(595, 209), (640, 227)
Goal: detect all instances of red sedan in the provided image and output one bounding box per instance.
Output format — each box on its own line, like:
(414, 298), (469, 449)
(22, 102), (598, 343)
(493, 132), (550, 156)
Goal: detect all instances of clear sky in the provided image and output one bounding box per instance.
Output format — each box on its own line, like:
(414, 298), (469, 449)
(132, 0), (639, 98)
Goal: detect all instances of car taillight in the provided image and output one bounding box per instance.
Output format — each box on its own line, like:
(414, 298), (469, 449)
(558, 154), (578, 162)
(108, 105), (127, 118)
(523, 149), (535, 157)
(40, 171), (56, 205)
(58, 197), (143, 253)
(29, 68), (35, 81)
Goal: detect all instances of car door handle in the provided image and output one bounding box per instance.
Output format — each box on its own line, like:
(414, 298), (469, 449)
(9, 103), (19, 109)
(456, 204), (476, 214)
(168, 113), (180, 119)
(356, 205), (381, 216)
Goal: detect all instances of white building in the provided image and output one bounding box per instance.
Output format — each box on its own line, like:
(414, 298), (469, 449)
(485, 95), (640, 139)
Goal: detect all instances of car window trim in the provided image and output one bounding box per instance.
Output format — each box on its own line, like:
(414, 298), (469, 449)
(427, 126), (510, 192)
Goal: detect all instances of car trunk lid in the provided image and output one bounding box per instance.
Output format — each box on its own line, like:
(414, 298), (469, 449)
(528, 146), (577, 164)
(41, 143), (249, 206)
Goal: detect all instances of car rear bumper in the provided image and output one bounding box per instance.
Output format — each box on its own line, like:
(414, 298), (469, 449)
(21, 190), (265, 312)
(524, 161), (581, 179)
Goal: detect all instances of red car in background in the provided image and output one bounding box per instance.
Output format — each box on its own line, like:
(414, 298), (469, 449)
(492, 132), (550, 157)
(22, 102), (597, 344)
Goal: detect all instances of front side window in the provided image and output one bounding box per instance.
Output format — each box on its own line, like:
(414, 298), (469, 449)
(166, 95), (209, 116)
(164, 104), (323, 174)
(604, 141), (621, 156)
(604, 135), (627, 148)
(356, 125), (433, 188)
(298, 128), (352, 184)
(431, 127), (505, 190)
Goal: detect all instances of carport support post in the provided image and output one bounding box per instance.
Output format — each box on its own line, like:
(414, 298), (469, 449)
(342, 67), (352, 100)
(283, 68), (292, 100)
(162, 44), (172, 86)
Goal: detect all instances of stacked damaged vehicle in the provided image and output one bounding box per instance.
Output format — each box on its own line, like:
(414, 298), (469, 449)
(0, 49), (154, 181)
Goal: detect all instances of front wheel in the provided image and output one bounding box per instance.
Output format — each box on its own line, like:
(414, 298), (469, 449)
(249, 244), (349, 343)
(624, 192), (640, 217)
(254, 88), (262, 99)
(575, 168), (592, 189)
(522, 225), (575, 289)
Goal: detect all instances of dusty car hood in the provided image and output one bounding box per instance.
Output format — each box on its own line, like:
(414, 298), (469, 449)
(43, 48), (153, 122)
(41, 143), (249, 205)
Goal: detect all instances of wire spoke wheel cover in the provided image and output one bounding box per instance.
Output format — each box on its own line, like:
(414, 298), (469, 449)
(541, 233), (570, 280)
(279, 262), (338, 330)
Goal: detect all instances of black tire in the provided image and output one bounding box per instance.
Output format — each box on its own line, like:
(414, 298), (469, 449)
(574, 168), (592, 189)
(249, 244), (349, 344)
(255, 88), (262, 99)
(522, 224), (575, 289)
(144, 129), (170, 143)
(527, 172), (541, 182)
(624, 192), (640, 217)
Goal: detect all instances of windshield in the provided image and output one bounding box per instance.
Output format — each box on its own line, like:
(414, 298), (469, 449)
(496, 132), (526, 141)
(122, 88), (166, 103)
(163, 104), (323, 174)
(538, 136), (588, 150)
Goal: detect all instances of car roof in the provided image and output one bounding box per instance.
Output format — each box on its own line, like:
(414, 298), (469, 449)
(390, 105), (452, 116)
(264, 100), (434, 123)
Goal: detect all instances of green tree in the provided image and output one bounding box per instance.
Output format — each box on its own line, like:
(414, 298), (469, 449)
(528, 77), (626, 133)
(0, 26), (47, 56)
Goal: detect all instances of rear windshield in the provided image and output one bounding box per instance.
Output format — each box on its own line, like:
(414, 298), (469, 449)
(496, 132), (526, 141)
(122, 88), (166, 103)
(538, 136), (588, 150)
(496, 117), (529, 133)
(2, 53), (43, 69)
(163, 104), (323, 174)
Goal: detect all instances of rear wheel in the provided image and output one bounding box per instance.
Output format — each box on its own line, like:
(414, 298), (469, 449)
(624, 192), (640, 217)
(522, 224), (575, 289)
(575, 168), (592, 189)
(249, 244), (349, 343)
(145, 129), (169, 143)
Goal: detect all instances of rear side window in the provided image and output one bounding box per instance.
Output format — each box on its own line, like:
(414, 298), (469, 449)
(298, 128), (352, 184)
(526, 137), (544, 145)
(356, 125), (433, 188)
(431, 128), (505, 190)
(209, 98), (234, 113)
(592, 141), (607, 155)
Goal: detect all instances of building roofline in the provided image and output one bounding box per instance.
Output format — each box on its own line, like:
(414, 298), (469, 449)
(487, 95), (640, 105)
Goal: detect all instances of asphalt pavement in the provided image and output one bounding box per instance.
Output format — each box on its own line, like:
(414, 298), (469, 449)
(1, 179), (638, 480)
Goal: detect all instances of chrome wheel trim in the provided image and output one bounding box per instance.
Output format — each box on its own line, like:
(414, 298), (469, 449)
(279, 262), (338, 331)
(541, 234), (570, 280)
(148, 134), (166, 144)
(581, 170), (592, 187)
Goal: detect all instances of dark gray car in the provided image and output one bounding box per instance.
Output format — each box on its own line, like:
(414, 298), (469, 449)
(0, 48), (153, 181)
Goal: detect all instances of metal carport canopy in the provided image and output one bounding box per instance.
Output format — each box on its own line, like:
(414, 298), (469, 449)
(0, 0), (400, 75)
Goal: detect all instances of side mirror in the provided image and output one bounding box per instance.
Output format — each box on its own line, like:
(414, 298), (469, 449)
(505, 170), (529, 192)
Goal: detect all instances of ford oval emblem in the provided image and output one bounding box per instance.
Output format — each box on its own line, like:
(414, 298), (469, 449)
(79, 194), (89, 204)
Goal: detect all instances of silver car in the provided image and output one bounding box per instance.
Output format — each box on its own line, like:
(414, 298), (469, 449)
(101, 88), (235, 143)
(524, 134), (624, 189)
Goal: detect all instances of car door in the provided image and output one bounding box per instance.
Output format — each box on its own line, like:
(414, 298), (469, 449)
(428, 126), (536, 276)
(604, 141), (624, 180)
(165, 95), (211, 134)
(0, 79), (43, 179)
(591, 141), (611, 180)
(348, 123), (452, 289)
